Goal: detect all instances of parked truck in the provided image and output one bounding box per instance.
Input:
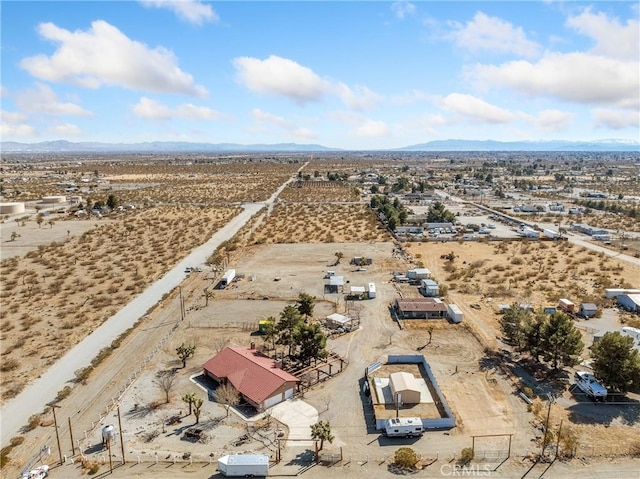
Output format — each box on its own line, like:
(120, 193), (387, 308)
(558, 298), (575, 314)
(384, 417), (424, 438)
(218, 454), (269, 477)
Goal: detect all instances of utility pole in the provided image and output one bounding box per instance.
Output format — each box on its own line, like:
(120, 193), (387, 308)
(68, 416), (75, 456)
(179, 286), (185, 321)
(50, 405), (63, 465)
(117, 406), (125, 464)
(540, 393), (554, 459)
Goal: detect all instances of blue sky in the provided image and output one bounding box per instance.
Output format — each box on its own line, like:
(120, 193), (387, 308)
(1, 1), (638, 149)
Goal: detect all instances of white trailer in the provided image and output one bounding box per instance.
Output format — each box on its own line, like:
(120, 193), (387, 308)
(384, 417), (424, 438)
(368, 283), (376, 299)
(543, 229), (559, 239)
(520, 227), (539, 238)
(446, 303), (463, 323)
(221, 269), (236, 287)
(218, 454), (269, 477)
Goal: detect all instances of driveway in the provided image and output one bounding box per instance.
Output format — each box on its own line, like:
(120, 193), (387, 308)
(270, 398), (318, 446)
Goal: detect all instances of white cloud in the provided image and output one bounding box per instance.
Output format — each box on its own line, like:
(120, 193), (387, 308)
(391, 1), (416, 20)
(0, 122), (36, 137)
(21, 21), (207, 97)
(15, 83), (92, 116)
(234, 56), (331, 105)
(233, 55), (380, 110)
(329, 111), (390, 137)
(449, 12), (540, 58)
(47, 122), (82, 136)
(132, 97), (222, 120)
(140, 0), (219, 25)
(334, 83), (381, 110)
(355, 119), (390, 137)
(471, 52), (639, 108)
(440, 93), (517, 123)
(592, 108), (639, 129)
(532, 109), (574, 132)
(566, 8), (639, 60)
(1, 110), (28, 123)
(250, 108), (316, 139)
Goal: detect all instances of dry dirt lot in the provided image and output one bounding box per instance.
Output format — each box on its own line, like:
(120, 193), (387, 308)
(0, 205), (240, 403)
(41, 241), (536, 477)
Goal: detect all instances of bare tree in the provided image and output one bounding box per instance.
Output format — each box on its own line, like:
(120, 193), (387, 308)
(212, 337), (229, 354)
(154, 370), (177, 404)
(214, 382), (240, 417)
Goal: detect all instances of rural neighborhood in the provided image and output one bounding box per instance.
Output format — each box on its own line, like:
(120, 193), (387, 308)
(1, 150), (639, 479)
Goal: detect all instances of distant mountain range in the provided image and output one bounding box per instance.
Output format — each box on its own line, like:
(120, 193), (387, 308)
(1, 139), (638, 153)
(398, 139), (640, 152)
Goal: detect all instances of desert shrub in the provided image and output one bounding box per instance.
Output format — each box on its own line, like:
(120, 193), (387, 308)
(24, 414), (41, 432)
(459, 447), (474, 465)
(0, 359), (19, 372)
(55, 386), (72, 402)
(394, 447), (419, 469)
(9, 437), (24, 447)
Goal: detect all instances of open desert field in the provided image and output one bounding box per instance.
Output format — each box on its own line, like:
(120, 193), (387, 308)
(0, 205), (240, 403)
(404, 239), (640, 346)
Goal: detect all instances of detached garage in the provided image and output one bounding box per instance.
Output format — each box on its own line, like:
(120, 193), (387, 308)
(389, 372), (421, 404)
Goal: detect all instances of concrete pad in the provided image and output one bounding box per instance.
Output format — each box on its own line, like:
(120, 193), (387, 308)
(270, 398), (318, 446)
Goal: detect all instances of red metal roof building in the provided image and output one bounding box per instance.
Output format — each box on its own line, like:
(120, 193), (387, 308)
(203, 347), (300, 410)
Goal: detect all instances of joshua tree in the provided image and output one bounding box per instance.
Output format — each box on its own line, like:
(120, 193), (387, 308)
(176, 342), (196, 368)
(182, 392), (197, 415)
(193, 397), (204, 424)
(310, 421), (334, 452)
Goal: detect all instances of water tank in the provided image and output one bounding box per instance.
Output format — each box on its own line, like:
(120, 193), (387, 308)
(102, 424), (116, 445)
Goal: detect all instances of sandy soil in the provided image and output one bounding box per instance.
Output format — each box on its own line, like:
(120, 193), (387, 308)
(0, 205), (240, 403)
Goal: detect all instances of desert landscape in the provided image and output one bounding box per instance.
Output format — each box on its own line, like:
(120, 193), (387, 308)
(1, 153), (639, 479)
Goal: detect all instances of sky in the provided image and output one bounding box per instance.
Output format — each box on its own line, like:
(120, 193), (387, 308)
(1, 1), (639, 150)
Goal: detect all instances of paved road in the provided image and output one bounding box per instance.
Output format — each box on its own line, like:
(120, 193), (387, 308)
(0, 172), (299, 446)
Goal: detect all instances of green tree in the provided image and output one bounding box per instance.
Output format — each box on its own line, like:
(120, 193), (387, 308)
(261, 316), (277, 350)
(106, 194), (119, 210)
(500, 304), (530, 349)
(539, 312), (583, 369)
(310, 421), (334, 451)
(276, 305), (304, 356)
(522, 311), (546, 362)
(176, 342), (196, 368)
(426, 201), (455, 223)
(295, 323), (327, 365)
(296, 292), (315, 318)
(591, 332), (640, 393)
